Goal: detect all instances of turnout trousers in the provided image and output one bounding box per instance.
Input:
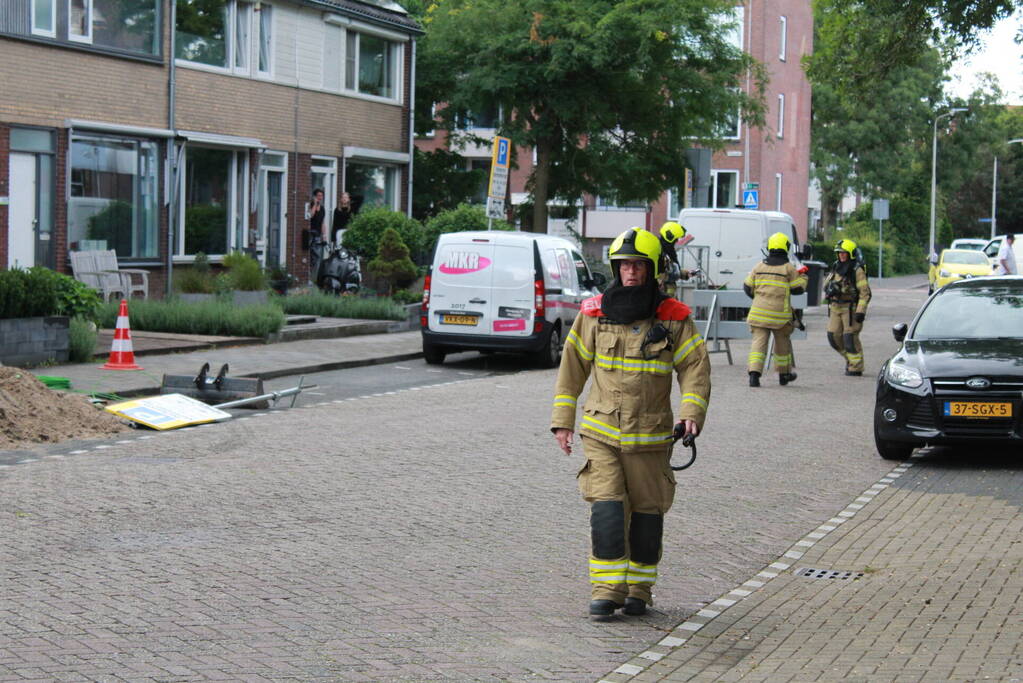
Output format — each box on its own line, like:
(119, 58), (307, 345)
(747, 322), (794, 375)
(827, 306), (864, 372)
(576, 435), (677, 605)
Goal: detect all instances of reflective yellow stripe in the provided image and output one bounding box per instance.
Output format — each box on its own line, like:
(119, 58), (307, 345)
(580, 416), (672, 445)
(590, 558), (628, 583)
(553, 394), (577, 408)
(626, 560), (658, 585)
(791, 276), (808, 288)
(682, 393), (707, 410)
(673, 334), (705, 364)
(753, 278), (792, 289)
(596, 354), (672, 374)
(566, 329), (593, 361)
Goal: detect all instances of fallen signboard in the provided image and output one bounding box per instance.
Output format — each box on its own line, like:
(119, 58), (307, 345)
(105, 393), (233, 430)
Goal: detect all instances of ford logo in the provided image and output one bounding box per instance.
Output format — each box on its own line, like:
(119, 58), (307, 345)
(966, 377), (991, 390)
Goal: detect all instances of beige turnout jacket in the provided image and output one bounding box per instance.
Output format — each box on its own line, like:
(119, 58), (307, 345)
(744, 261), (808, 329)
(550, 295), (711, 453)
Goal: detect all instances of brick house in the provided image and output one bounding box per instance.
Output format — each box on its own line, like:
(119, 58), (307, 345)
(417, 0), (812, 255)
(0, 0), (421, 295)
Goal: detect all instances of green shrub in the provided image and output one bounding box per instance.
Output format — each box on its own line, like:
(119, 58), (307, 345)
(0, 268), (59, 319)
(278, 291), (407, 320)
(342, 208), (427, 261)
(28, 267), (103, 321)
(99, 299), (285, 337)
(68, 316), (98, 362)
(390, 288), (423, 305)
(221, 251), (267, 291)
(368, 228), (419, 295)
(423, 203), (513, 257)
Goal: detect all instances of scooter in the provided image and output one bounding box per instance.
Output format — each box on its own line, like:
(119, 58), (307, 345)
(310, 236), (361, 295)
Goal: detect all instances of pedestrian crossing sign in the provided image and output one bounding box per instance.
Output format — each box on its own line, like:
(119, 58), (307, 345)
(743, 189), (759, 209)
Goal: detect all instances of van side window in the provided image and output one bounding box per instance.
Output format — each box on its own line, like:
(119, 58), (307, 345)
(984, 242), (1000, 258)
(572, 251), (590, 287)
(555, 249), (573, 285)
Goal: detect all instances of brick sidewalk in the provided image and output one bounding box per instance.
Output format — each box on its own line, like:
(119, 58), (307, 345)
(601, 451), (1023, 682)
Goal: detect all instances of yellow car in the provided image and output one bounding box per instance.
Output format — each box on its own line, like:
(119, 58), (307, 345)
(929, 248), (992, 293)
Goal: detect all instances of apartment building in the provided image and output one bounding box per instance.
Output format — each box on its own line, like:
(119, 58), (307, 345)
(417, 0), (812, 250)
(0, 0), (420, 293)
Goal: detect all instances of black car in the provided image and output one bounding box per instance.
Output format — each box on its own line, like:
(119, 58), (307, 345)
(874, 276), (1023, 459)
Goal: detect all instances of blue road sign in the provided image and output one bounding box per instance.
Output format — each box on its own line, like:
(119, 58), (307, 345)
(743, 189), (759, 209)
(494, 136), (511, 168)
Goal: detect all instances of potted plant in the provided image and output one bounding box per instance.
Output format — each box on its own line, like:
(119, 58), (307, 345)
(267, 264), (296, 296)
(222, 251), (269, 306)
(0, 267), (70, 366)
(175, 252), (217, 303)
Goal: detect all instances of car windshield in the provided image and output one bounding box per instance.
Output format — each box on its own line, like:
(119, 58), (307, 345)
(942, 250), (989, 265)
(953, 243), (984, 251)
(914, 286), (1023, 339)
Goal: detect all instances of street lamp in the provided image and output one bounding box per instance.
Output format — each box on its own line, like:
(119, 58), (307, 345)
(929, 107), (968, 258)
(992, 138), (1023, 239)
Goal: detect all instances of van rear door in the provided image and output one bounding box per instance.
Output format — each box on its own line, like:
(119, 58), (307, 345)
(488, 242), (535, 337)
(428, 237), (497, 335)
(718, 213), (764, 287)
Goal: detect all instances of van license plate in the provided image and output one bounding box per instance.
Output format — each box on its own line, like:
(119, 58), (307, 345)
(441, 314), (479, 326)
(943, 401), (1013, 418)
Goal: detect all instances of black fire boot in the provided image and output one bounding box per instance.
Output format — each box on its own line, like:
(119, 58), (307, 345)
(780, 372), (797, 386)
(749, 371), (761, 387)
(845, 369), (863, 377)
(589, 599), (621, 619)
(623, 597), (647, 616)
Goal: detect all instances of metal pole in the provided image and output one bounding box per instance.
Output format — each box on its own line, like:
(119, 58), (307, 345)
(992, 156), (998, 240)
(929, 108), (967, 259)
(878, 219), (883, 279)
(213, 377), (316, 410)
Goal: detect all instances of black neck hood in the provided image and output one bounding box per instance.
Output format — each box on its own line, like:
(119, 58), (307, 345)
(601, 278), (664, 324)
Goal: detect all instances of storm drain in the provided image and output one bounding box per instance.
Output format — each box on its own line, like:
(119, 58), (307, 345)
(794, 567), (864, 580)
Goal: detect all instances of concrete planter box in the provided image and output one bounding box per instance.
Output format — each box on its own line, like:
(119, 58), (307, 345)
(178, 293), (216, 304)
(0, 316), (70, 366)
(232, 290), (269, 307)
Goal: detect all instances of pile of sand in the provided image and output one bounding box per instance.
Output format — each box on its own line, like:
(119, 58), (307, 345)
(0, 366), (130, 450)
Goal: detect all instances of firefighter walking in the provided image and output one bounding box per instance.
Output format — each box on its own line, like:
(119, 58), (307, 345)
(743, 232), (807, 387)
(550, 227), (711, 619)
(823, 239), (872, 376)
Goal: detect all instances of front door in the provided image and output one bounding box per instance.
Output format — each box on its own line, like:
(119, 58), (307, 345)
(8, 153), (38, 269)
(264, 170), (283, 267)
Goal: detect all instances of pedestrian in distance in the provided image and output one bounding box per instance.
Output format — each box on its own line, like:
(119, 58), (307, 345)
(550, 227), (711, 620)
(823, 239), (872, 376)
(743, 232), (807, 387)
(332, 191), (354, 243)
(995, 233), (1016, 275)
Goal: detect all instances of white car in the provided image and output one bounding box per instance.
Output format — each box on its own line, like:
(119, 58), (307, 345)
(950, 238), (988, 251)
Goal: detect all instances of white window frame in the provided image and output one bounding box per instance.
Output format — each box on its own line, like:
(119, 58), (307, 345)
(775, 172), (783, 211)
(779, 15), (787, 61)
(68, 0), (93, 43)
(777, 94), (785, 138)
(712, 169), (739, 208)
(233, 1), (252, 73)
(341, 28), (402, 102)
(31, 0), (56, 37)
(175, 146), (250, 259)
(256, 2), (274, 78)
(259, 150), (288, 266)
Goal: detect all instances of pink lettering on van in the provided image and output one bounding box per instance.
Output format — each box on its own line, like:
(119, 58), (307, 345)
(439, 252), (492, 274)
(493, 319), (527, 332)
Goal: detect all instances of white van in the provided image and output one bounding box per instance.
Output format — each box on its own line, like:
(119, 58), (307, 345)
(420, 231), (606, 367)
(675, 208), (810, 289)
(982, 234), (1023, 273)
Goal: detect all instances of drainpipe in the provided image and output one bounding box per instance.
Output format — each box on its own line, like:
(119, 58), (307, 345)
(166, 0), (178, 296)
(406, 38), (416, 216)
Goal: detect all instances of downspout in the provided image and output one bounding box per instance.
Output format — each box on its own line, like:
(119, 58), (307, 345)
(406, 38), (416, 216)
(166, 0), (177, 296)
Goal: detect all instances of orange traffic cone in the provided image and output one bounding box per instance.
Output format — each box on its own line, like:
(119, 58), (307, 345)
(102, 299), (142, 370)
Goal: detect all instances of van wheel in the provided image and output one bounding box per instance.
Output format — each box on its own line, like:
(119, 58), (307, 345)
(532, 325), (562, 369)
(423, 343), (446, 365)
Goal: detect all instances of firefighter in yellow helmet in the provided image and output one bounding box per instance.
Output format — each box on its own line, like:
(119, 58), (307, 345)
(550, 227), (711, 619)
(657, 221), (699, 295)
(743, 232), (808, 387)
(823, 239), (872, 375)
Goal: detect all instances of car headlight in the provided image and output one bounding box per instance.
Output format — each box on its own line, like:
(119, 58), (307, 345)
(939, 269), (951, 278)
(886, 362), (923, 389)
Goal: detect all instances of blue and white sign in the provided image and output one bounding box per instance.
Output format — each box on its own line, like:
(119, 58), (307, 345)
(743, 189), (759, 209)
(488, 136), (512, 200)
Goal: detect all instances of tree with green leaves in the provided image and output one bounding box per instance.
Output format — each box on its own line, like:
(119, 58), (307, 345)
(411, 148), (487, 221)
(368, 229), (420, 295)
(413, 0), (766, 231)
(805, 0), (1020, 96)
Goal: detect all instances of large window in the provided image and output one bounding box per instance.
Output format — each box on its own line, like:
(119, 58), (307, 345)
(180, 147), (248, 256)
(176, 0), (270, 74)
(69, 135), (159, 259)
(345, 30), (398, 98)
(346, 162), (396, 211)
(31, 0), (56, 36)
(713, 170), (738, 208)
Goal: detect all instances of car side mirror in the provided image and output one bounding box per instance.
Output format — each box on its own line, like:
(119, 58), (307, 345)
(892, 323), (908, 343)
(587, 272), (607, 289)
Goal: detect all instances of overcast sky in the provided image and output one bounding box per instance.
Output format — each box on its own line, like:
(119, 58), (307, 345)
(947, 11), (1022, 104)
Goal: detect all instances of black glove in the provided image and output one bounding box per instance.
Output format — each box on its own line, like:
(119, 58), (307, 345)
(855, 312), (865, 323)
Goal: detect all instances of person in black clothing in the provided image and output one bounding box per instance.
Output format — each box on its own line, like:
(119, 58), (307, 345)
(332, 191), (354, 242)
(309, 188), (326, 241)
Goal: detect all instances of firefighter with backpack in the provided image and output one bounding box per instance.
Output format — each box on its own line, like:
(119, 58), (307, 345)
(823, 239), (872, 376)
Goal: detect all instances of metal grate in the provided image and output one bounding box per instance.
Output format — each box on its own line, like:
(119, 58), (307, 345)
(905, 399), (936, 429)
(794, 567), (864, 580)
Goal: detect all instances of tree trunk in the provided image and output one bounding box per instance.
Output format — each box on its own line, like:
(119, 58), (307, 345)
(531, 137), (552, 234)
(820, 194), (841, 243)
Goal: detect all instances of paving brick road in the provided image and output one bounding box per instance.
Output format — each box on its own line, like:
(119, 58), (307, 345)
(5, 276), (1018, 681)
